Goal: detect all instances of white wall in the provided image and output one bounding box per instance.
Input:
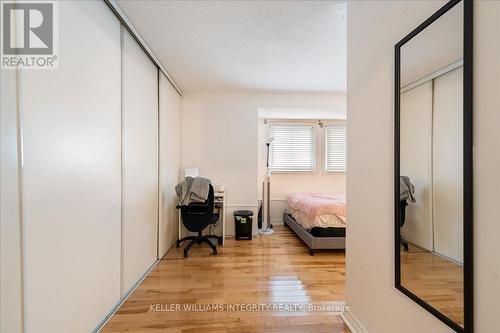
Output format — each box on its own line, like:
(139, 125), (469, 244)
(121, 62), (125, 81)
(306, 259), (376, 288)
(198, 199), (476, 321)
(121, 29), (159, 293)
(158, 72), (182, 257)
(346, 1), (500, 332)
(19, 2), (122, 332)
(472, 3), (500, 331)
(181, 91), (345, 235)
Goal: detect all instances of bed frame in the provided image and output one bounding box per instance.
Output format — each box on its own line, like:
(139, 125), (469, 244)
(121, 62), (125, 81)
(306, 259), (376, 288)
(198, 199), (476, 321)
(283, 213), (345, 255)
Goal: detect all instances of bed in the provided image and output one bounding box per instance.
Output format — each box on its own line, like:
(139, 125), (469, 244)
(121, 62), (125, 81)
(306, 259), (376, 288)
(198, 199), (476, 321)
(283, 193), (346, 255)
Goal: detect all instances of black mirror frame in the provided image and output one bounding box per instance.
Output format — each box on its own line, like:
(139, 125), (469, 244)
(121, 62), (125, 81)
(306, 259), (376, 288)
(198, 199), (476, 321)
(394, 0), (473, 332)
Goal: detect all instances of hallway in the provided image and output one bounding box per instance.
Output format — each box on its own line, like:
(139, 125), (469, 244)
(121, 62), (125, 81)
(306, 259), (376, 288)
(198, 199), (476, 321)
(102, 226), (349, 332)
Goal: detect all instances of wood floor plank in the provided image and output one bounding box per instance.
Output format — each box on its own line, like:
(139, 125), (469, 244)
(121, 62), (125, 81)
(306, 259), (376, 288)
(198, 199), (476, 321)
(400, 245), (464, 327)
(102, 226), (350, 333)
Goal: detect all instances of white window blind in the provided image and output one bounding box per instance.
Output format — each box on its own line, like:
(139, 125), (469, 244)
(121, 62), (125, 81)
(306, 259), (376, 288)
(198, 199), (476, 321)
(325, 124), (347, 171)
(269, 125), (316, 172)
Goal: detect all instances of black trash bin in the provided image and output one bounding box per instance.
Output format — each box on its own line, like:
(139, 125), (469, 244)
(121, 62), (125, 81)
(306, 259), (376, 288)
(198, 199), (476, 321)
(234, 210), (253, 240)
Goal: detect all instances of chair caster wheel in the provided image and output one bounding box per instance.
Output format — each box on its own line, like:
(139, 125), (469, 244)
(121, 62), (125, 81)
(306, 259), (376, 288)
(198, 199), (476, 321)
(309, 249), (315, 256)
(176, 240), (181, 248)
(183, 250), (188, 258)
(217, 237), (223, 244)
(212, 249), (217, 255)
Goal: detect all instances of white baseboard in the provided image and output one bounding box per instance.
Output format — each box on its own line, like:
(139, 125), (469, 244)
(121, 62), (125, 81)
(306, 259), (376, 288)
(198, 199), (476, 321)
(341, 310), (368, 333)
(270, 218), (284, 225)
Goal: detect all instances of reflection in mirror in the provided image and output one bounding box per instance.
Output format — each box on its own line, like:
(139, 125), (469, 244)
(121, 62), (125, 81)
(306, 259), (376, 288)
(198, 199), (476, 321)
(399, 1), (464, 329)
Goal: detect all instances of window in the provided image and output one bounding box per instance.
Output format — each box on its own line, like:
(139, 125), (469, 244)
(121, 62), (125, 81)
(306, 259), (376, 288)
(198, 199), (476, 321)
(325, 124), (347, 172)
(269, 125), (316, 172)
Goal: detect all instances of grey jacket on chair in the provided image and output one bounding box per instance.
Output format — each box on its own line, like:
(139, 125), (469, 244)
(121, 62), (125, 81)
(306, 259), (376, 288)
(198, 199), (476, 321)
(400, 176), (416, 202)
(175, 176), (212, 206)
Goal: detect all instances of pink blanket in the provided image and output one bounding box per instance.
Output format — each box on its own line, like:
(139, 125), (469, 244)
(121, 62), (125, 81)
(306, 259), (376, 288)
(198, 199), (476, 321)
(286, 193), (346, 229)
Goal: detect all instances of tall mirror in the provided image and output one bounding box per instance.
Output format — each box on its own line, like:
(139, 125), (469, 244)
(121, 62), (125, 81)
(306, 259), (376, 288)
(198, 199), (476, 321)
(395, 1), (472, 332)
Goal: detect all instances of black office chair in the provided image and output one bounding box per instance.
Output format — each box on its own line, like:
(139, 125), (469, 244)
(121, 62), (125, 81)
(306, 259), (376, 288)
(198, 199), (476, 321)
(400, 199), (409, 252)
(176, 185), (222, 257)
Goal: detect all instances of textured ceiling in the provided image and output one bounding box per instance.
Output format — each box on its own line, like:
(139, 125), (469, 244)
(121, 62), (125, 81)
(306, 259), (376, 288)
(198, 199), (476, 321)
(116, 0), (346, 93)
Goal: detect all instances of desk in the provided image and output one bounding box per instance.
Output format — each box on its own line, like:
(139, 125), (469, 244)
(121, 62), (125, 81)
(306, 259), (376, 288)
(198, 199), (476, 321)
(178, 191), (226, 246)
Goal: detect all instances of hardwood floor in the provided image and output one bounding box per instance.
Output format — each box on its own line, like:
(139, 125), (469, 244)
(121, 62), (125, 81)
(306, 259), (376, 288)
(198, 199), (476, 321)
(401, 245), (464, 327)
(102, 225), (350, 333)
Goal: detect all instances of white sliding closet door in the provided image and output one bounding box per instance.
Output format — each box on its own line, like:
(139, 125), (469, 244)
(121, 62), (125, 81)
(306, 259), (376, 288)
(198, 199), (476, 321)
(121, 29), (159, 293)
(1, 69), (23, 333)
(400, 81), (433, 250)
(432, 67), (463, 263)
(158, 73), (182, 258)
(20, 2), (122, 332)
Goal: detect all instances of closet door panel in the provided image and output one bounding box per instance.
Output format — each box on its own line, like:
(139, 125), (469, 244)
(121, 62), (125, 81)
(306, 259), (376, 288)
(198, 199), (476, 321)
(433, 67), (463, 263)
(20, 1), (122, 331)
(158, 73), (182, 258)
(1, 68), (23, 333)
(122, 30), (159, 292)
(400, 81), (433, 250)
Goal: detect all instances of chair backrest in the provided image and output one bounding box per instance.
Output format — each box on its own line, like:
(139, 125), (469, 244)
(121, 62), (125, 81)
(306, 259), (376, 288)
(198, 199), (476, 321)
(180, 184), (214, 232)
(400, 200), (408, 227)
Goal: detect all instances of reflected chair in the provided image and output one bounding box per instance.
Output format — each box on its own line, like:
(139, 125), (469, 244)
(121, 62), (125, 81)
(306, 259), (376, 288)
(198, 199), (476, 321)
(400, 199), (409, 251)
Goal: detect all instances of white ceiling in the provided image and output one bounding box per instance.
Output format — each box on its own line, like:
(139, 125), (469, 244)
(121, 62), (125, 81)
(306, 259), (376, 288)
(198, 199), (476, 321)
(116, 0), (346, 93)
